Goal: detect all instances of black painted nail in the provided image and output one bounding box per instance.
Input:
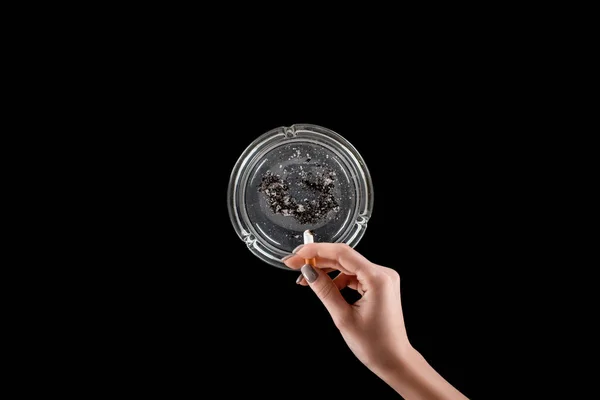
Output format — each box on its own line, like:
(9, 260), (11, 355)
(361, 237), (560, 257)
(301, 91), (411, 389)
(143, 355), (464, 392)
(281, 254), (294, 262)
(292, 245), (304, 254)
(296, 274), (304, 284)
(301, 264), (318, 283)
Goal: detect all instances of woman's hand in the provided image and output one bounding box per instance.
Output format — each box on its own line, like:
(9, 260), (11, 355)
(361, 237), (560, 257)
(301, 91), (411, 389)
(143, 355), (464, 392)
(283, 243), (468, 400)
(284, 243), (410, 372)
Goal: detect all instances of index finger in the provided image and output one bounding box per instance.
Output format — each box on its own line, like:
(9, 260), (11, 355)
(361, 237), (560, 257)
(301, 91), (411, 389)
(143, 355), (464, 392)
(294, 243), (376, 279)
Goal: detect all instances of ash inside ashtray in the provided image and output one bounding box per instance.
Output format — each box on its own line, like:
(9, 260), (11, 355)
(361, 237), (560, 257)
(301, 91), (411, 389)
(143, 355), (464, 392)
(258, 167), (339, 225)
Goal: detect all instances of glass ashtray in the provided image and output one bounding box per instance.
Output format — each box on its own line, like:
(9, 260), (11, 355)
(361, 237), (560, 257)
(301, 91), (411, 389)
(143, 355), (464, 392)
(228, 124), (373, 270)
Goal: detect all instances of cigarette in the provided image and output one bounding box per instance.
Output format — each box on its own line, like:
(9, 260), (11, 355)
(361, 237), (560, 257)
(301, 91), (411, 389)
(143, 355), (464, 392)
(303, 230), (317, 267)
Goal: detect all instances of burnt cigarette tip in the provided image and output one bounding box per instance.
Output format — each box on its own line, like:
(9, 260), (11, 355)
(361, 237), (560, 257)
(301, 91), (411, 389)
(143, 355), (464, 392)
(303, 230), (314, 244)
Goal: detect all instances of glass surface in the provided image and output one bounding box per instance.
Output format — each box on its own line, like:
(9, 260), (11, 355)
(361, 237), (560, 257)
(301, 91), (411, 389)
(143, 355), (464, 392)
(228, 124), (373, 270)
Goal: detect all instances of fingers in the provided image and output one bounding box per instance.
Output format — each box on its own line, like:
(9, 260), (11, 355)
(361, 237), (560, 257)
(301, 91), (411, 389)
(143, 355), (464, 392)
(287, 243), (377, 281)
(296, 268), (336, 286)
(333, 273), (364, 295)
(300, 264), (350, 326)
(332, 273), (360, 292)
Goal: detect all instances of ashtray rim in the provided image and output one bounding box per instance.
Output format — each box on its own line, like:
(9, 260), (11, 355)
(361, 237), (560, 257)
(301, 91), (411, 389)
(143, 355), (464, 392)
(227, 123), (374, 270)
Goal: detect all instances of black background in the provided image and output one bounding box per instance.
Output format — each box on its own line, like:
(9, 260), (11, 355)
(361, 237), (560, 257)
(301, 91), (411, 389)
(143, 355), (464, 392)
(114, 81), (512, 398)
(219, 117), (479, 398)
(178, 102), (493, 398)
(46, 20), (541, 398)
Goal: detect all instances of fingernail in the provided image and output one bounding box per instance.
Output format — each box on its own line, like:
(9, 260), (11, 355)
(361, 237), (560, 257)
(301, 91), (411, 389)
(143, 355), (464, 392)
(301, 264), (318, 283)
(281, 254), (294, 262)
(292, 245), (304, 254)
(296, 274), (304, 284)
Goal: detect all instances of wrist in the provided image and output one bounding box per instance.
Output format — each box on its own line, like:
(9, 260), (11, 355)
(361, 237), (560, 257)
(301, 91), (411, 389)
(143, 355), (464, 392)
(370, 341), (415, 380)
(375, 347), (422, 394)
(374, 346), (468, 399)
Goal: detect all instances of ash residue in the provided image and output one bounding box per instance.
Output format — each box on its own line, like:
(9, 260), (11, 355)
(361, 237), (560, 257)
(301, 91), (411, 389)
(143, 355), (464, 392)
(258, 169), (339, 224)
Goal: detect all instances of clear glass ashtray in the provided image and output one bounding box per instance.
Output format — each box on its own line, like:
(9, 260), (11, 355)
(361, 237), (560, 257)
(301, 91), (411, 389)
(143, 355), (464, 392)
(228, 124), (373, 270)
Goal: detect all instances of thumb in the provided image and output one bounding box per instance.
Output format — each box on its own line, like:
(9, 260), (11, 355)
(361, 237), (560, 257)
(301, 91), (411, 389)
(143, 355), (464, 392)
(301, 264), (350, 325)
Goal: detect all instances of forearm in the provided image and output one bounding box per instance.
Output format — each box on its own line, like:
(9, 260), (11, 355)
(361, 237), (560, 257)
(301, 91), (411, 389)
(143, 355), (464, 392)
(376, 347), (468, 400)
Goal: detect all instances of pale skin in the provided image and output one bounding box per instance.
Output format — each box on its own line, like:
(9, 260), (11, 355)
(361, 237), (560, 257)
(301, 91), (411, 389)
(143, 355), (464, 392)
(283, 243), (469, 400)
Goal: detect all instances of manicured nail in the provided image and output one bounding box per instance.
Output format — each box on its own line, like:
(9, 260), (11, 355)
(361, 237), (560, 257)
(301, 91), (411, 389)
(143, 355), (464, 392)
(292, 245), (304, 254)
(301, 264), (318, 283)
(296, 274), (304, 284)
(281, 254), (294, 262)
